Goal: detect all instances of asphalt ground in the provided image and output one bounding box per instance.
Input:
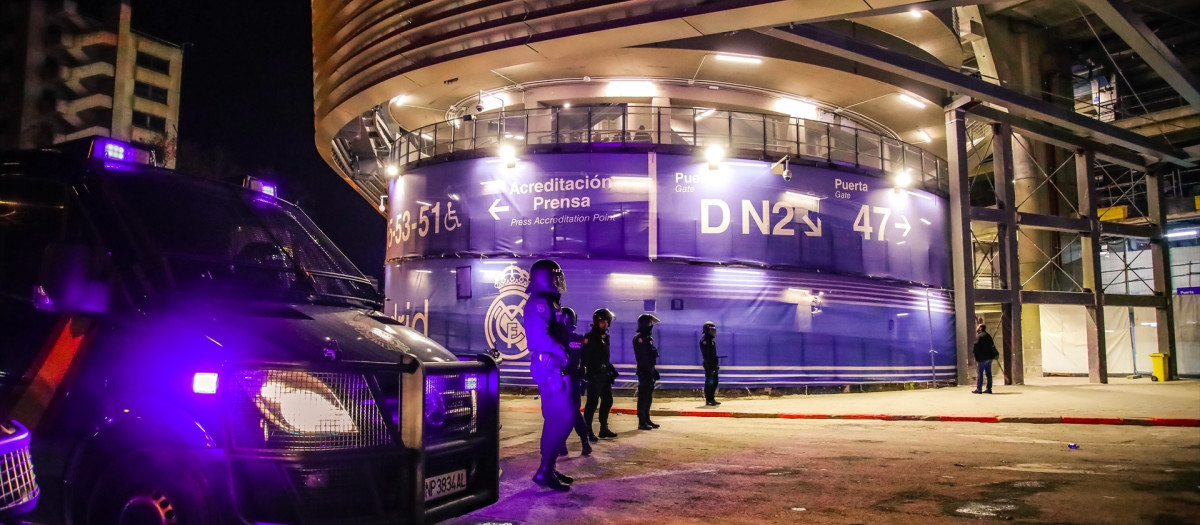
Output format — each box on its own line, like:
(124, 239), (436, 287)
(445, 406), (1200, 524)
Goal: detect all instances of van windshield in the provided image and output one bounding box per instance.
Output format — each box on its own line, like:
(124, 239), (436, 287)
(100, 170), (379, 308)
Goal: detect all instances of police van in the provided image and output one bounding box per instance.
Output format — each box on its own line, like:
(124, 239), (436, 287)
(0, 137), (498, 524)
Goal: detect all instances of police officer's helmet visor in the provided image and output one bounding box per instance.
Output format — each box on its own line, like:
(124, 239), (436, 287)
(593, 308), (615, 323)
(527, 259), (566, 293)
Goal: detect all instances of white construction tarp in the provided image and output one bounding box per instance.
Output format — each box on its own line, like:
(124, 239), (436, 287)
(1176, 294), (1200, 376)
(1040, 301), (1198, 376)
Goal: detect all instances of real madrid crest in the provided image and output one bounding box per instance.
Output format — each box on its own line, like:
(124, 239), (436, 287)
(484, 264), (530, 360)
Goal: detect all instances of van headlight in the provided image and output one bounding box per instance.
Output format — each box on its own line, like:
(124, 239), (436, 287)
(252, 370), (358, 434)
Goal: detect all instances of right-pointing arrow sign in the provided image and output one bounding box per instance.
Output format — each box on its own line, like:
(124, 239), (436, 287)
(488, 198), (510, 220)
(895, 215), (911, 237)
(802, 211), (822, 237)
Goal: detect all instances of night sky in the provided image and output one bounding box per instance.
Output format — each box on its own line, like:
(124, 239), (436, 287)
(128, 0), (385, 281)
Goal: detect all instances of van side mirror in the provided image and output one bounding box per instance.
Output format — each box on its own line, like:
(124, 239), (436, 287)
(33, 243), (110, 314)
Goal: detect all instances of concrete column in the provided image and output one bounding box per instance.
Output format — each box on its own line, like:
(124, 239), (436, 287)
(1012, 132), (1052, 380)
(979, 12), (1062, 381)
(947, 107), (975, 385)
(651, 96), (671, 143)
(111, 1), (135, 140)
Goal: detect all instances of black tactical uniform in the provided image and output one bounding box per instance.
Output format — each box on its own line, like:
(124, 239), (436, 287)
(700, 321), (721, 406)
(522, 259), (574, 491)
(559, 308), (592, 456)
(582, 308), (617, 438)
(633, 313), (661, 430)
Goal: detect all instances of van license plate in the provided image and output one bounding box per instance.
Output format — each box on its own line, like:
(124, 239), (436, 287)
(425, 469), (468, 501)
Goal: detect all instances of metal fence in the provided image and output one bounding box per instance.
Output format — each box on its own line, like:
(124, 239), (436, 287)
(391, 105), (949, 193)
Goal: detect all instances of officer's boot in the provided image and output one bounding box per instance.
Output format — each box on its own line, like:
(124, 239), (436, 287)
(551, 455), (573, 485)
(598, 418), (617, 438)
(587, 428), (598, 442)
(532, 455), (569, 491)
(580, 435), (592, 456)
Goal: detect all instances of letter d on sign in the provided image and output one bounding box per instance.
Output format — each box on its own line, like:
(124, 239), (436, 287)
(701, 199), (730, 234)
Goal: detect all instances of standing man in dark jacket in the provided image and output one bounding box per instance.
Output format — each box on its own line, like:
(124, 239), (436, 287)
(558, 307), (592, 456)
(699, 321), (721, 406)
(522, 259), (574, 491)
(582, 308), (617, 439)
(633, 313), (661, 430)
(972, 322), (999, 394)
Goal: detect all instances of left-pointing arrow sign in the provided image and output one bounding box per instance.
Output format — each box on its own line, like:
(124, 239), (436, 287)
(488, 198), (510, 220)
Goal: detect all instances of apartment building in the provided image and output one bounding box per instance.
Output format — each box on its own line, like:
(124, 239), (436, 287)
(0, 0), (181, 167)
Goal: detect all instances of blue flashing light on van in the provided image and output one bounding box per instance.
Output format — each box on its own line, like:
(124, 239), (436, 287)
(0, 137), (500, 524)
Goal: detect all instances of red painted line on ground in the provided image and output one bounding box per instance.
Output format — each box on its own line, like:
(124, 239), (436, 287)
(777, 414), (830, 419)
(677, 411), (735, 417)
(837, 414), (888, 420)
(938, 415), (1000, 423)
(1149, 418), (1200, 427)
(1061, 416), (1123, 425)
(610, 408), (638, 415)
(882, 415), (924, 421)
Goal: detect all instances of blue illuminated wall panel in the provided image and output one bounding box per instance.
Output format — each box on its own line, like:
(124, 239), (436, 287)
(384, 153), (955, 387)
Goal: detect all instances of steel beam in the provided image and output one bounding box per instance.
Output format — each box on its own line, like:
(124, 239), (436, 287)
(975, 288), (1016, 304)
(1076, 150), (1108, 383)
(1146, 172), (1179, 379)
(969, 105), (1147, 170)
(1104, 294), (1166, 308)
(970, 207), (1005, 223)
(1079, 0), (1200, 113)
(947, 107), (975, 385)
(993, 123), (1023, 385)
(1099, 222), (1157, 239)
(1016, 213), (1091, 233)
(757, 25), (1190, 167)
(1020, 291), (1096, 305)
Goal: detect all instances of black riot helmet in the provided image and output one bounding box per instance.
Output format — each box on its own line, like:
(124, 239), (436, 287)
(592, 308), (615, 325)
(702, 321), (717, 336)
(562, 307), (578, 330)
(525, 259), (566, 294)
(636, 313), (661, 333)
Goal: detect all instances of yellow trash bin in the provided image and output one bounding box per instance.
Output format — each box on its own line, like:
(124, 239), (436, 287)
(1149, 353), (1168, 382)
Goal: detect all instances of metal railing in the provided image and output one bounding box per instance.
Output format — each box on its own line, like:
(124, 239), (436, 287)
(391, 105), (949, 193)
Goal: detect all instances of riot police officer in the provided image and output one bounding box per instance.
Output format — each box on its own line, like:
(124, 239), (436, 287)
(522, 259), (574, 491)
(582, 308), (617, 439)
(633, 313), (661, 430)
(559, 307), (592, 456)
(700, 321), (721, 406)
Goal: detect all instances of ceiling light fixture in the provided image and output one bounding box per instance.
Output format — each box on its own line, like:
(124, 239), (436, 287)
(775, 98), (818, 119)
(897, 93), (926, 108)
(499, 144), (518, 168)
(706, 145), (725, 171)
(605, 80), (657, 97)
(715, 54), (763, 64)
(918, 130), (933, 143)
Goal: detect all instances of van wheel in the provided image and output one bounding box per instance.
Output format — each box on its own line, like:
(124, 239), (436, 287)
(86, 449), (217, 525)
